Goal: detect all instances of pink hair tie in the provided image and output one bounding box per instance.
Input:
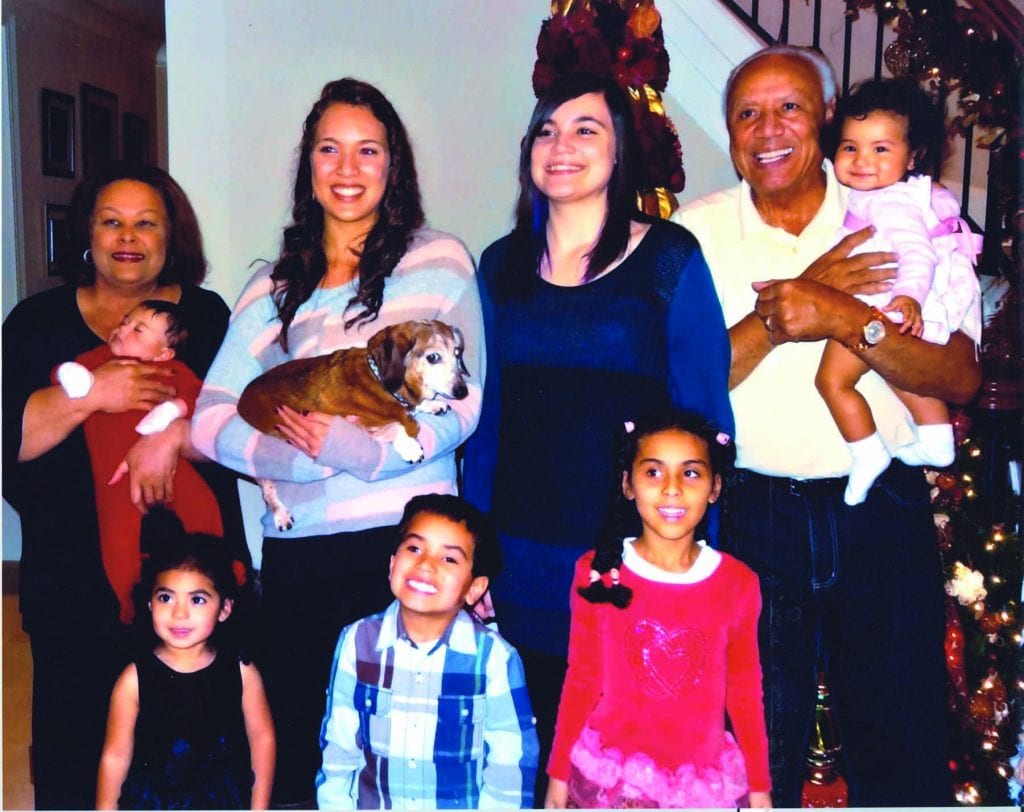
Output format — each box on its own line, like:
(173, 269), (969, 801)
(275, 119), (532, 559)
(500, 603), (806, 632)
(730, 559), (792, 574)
(588, 569), (600, 584)
(623, 421), (635, 434)
(610, 568), (620, 586)
(716, 432), (731, 446)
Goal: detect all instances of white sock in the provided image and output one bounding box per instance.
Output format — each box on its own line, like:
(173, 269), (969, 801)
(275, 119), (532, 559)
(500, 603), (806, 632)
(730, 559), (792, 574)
(845, 432), (890, 506)
(895, 423), (955, 468)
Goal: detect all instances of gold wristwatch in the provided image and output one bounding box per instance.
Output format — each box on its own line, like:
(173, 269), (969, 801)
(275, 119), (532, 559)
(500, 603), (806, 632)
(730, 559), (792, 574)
(850, 306), (886, 351)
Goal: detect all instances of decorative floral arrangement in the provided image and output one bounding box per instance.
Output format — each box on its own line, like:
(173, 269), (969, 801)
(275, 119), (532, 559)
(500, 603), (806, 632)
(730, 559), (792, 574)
(533, 0), (685, 195)
(845, 0), (1021, 147)
(923, 412), (1023, 803)
(945, 560), (988, 606)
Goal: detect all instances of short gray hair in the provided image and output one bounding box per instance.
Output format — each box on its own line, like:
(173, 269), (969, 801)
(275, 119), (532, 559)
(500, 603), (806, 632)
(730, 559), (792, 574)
(724, 45), (838, 114)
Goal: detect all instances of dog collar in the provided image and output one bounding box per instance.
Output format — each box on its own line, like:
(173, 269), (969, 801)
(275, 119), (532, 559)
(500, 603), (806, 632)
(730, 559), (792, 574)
(366, 354), (413, 409)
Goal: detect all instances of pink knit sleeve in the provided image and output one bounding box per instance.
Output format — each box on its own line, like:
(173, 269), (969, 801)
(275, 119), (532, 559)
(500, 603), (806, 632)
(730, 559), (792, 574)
(547, 553), (604, 781)
(725, 564), (772, 793)
(865, 183), (937, 305)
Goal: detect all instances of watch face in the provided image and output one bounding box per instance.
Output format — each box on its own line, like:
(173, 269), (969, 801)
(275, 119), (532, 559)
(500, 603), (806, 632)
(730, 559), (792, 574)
(864, 319), (886, 345)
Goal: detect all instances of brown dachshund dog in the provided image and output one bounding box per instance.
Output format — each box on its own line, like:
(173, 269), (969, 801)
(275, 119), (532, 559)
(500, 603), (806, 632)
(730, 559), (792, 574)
(238, 319), (469, 529)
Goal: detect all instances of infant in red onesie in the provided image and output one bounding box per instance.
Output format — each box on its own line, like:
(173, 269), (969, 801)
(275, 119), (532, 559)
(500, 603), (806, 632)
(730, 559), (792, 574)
(53, 300), (223, 622)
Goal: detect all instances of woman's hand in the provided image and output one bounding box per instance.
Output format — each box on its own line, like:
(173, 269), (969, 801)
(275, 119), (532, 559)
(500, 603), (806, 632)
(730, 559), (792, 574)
(109, 419), (189, 512)
(90, 358), (176, 413)
(748, 790), (773, 808)
(275, 405), (333, 459)
(544, 778), (568, 808)
(470, 587), (496, 625)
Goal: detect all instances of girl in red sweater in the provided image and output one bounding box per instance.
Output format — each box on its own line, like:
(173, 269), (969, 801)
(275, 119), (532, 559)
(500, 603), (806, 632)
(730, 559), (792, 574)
(546, 410), (771, 808)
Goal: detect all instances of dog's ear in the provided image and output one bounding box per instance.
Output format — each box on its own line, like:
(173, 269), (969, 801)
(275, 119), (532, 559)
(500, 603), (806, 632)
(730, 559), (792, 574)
(368, 323), (413, 393)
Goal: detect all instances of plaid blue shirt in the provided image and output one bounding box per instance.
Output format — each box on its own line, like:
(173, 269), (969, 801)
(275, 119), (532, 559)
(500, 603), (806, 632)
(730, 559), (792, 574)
(316, 602), (538, 809)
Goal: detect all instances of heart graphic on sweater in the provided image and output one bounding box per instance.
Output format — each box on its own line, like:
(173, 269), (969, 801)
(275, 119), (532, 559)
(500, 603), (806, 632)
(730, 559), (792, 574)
(625, 618), (707, 697)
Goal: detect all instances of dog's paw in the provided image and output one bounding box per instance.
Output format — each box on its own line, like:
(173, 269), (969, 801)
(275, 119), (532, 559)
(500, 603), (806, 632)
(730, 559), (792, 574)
(418, 399), (450, 416)
(273, 507), (294, 532)
(392, 431), (425, 463)
(260, 478), (294, 531)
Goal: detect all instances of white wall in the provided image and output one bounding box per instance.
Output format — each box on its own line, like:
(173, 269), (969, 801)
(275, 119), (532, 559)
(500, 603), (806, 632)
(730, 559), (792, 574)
(165, 0), (739, 306)
(164, 1), (742, 568)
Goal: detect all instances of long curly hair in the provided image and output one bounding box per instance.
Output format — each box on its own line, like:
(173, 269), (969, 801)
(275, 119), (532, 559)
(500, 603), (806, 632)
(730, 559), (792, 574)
(579, 408), (734, 608)
(66, 161), (208, 287)
(497, 74), (642, 299)
(270, 78), (424, 350)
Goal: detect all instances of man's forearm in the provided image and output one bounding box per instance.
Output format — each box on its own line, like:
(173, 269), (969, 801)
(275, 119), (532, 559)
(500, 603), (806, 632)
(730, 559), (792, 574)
(859, 327), (980, 404)
(728, 312), (775, 390)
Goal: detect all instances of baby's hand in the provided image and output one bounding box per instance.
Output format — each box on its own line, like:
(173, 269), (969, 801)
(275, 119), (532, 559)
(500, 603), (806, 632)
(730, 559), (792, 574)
(884, 295), (923, 336)
(747, 790), (773, 808)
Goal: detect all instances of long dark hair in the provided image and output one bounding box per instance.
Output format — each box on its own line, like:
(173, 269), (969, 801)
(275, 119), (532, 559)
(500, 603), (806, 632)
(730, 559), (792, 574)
(270, 78), (424, 350)
(498, 74), (641, 298)
(66, 161), (208, 286)
(580, 408), (734, 608)
(828, 77), (945, 177)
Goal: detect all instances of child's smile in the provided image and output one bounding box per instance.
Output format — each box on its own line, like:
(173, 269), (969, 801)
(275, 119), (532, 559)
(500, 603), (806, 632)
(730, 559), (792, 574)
(389, 513), (488, 642)
(623, 429), (721, 552)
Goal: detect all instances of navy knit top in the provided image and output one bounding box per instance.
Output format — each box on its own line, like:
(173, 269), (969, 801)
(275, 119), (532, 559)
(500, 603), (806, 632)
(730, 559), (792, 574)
(463, 219), (733, 654)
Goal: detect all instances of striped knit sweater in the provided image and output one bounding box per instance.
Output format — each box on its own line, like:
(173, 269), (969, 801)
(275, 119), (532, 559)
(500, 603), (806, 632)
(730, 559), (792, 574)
(193, 228), (484, 539)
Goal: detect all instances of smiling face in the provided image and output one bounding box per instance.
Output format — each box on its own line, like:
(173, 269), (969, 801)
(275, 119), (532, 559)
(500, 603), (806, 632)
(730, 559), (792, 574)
(310, 102), (390, 236)
(107, 305), (174, 361)
(530, 91), (617, 207)
(726, 54), (831, 208)
(833, 110), (914, 191)
(90, 180), (170, 292)
(623, 429), (722, 549)
(149, 568), (232, 656)
(389, 513), (488, 642)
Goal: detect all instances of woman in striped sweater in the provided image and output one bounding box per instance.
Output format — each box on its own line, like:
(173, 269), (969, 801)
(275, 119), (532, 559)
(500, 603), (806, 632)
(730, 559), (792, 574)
(192, 77), (484, 807)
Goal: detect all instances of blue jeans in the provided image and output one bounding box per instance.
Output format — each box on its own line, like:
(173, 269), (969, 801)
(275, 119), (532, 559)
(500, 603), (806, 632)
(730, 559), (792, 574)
(725, 461), (951, 805)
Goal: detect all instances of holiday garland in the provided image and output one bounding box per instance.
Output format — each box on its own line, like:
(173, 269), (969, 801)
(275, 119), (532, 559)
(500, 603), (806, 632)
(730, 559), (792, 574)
(533, 0), (685, 216)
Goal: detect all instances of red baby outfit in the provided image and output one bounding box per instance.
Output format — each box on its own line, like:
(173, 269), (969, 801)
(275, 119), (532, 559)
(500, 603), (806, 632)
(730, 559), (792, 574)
(549, 541), (771, 807)
(58, 345), (223, 622)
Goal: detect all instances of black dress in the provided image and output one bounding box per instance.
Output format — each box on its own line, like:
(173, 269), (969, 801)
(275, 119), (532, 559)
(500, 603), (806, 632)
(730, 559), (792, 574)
(119, 651), (253, 809)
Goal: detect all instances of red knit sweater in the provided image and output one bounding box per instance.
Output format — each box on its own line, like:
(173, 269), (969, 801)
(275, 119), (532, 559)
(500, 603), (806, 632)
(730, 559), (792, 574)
(548, 542), (771, 793)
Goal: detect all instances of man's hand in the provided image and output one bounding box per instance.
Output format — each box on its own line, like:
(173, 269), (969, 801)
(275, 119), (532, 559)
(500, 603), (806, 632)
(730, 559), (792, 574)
(800, 227), (897, 295)
(754, 277), (867, 346)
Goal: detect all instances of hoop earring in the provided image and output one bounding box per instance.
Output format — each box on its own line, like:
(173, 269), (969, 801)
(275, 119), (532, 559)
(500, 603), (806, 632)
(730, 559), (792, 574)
(82, 249), (93, 265)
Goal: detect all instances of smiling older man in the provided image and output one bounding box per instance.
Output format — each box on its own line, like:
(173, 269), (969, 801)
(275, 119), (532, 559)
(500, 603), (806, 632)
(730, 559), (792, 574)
(675, 45), (980, 805)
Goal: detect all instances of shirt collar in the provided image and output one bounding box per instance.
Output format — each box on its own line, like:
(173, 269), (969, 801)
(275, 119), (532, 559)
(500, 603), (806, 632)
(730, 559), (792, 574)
(378, 600), (480, 656)
(738, 159), (848, 242)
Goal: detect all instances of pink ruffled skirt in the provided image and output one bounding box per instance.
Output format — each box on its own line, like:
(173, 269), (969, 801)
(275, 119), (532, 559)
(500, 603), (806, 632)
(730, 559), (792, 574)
(567, 725), (748, 808)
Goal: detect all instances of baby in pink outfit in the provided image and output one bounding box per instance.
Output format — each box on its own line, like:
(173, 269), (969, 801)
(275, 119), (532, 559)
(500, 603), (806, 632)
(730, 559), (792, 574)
(816, 78), (981, 505)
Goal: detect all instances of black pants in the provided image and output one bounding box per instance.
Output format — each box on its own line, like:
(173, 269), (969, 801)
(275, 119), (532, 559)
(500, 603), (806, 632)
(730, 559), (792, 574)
(514, 645), (568, 806)
(259, 526), (396, 806)
(726, 462), (951, 805)
(30, 626), (127, 809)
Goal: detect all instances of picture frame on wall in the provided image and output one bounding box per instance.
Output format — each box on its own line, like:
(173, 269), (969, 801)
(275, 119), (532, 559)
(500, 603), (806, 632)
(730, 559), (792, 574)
(44, 204), (72, 277)
(122, 113), (149, 164)
(41, 89), (75, 178)
(81, 83), (118, 175)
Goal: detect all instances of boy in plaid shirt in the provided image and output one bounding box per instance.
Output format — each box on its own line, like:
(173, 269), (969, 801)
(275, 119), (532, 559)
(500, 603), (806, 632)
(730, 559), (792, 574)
(316, 495), (538, 809)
